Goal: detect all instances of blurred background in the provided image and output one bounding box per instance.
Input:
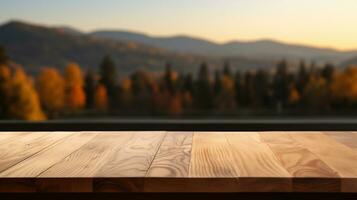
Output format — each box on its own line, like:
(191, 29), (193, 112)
(1, 0), (357, 121)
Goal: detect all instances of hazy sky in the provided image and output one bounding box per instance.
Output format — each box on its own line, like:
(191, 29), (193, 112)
(1, 0), (357, 50)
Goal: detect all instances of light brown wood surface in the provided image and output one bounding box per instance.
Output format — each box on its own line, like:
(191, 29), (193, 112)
(0, 131), (356, 193)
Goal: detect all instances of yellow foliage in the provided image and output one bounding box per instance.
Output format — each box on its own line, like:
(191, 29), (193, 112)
(331, 66), (357, 102)
(9, 68), (46, 120)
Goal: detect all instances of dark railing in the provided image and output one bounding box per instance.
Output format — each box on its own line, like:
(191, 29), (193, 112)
(1, 118), (357, 131)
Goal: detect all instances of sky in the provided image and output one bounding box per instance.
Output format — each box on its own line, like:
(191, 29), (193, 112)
(0, 0), (357, 50)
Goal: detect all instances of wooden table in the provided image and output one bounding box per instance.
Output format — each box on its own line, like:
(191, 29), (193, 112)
(0, 131), (356, 193)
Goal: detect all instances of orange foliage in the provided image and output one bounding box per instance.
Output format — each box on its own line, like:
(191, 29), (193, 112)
(37, 67), (65, 116)
(120, 78), (133, 108)
(168, 94), (183, 115)
(64, 63), (86, 111)
(288, 86), (300, 104)
(94, 84), (108, 111)
(0, 65), (11, 81)
(65, 84), (86, 111)
(65, 63), (84, 86)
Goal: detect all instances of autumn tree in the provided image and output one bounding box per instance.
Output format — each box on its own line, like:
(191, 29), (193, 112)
(163, 63), (178, 95)
(64, 63), (86, 112)
(37, 67), (65, 117)
(302, 75), (330, 112)
(330, 66), (357, 106)
(119, 78), (133, 111)
(214, 64), (236, 111)
(94, 84), (108, 111)
(99, 55), (117, 108)
(9, 68), (45, 120)
(288, 85), (301, 106)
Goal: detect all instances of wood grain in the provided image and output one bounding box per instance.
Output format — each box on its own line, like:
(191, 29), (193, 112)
(0, 132), (72, 173)
(0, 132), (98, 177)
(95, 132), (165, 177)
(289, 132), (357, 177)
(189, 132), (239, 178)
(39, 132), (133, 177)
(225, 132), (291, 192)
(225, 132), (290, 177)
(260, 132), (339, 177)
(146, 132), (192, 177)
(325, 132), (357, 149)
(260, 132), (340, 192)
(0, 131), (356, 193)
(0, 132), (26, 142)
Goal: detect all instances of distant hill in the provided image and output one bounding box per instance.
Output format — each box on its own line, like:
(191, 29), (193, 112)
(91, 30), (357, 64)
(0, 20), (279, 76)
(341, 56), (357, 68)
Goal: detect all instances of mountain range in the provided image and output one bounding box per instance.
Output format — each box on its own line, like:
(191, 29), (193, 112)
(0, 20), (357, 76)
(91, 30), (357, 63)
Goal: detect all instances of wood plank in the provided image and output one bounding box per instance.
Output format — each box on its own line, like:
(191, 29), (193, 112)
(146, 132), (193, 177)
(260, 132), (340, 192)
(144, 132), (193, 192)
(225, 132), (291, 192)
(0, 132), (98, 177)
(226, 132), (290, 177)
(325, 132), (357, 149)
(39, 132), (133, 177)
(0, 132), (72, 173)
(189, 132), (240, 178)
(95, 132), (165, 177)
(187, 132), (240, 192)
(289, 132), (357, 178)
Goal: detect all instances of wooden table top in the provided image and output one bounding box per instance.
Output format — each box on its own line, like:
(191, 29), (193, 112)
(0, 131), (356, 193)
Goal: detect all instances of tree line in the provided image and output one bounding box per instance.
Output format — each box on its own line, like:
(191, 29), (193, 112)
(1, 45), (357, 120)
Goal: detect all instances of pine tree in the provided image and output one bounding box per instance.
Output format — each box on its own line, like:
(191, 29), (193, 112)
(163, 62), (177, 95)
(194, 62), (213, 110)
(0, 46), (8, 64)
(99, 55), (117, 108)
(273, 60), (291, 108)
(0, 65), (12, 118)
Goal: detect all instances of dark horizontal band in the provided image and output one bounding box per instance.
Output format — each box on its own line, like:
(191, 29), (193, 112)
(0, 118), (357, 131)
